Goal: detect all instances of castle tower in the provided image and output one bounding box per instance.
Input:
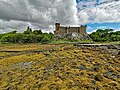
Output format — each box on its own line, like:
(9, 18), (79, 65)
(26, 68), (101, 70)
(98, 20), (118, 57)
(55, 23), (60, 31)
(81, 25), (87, 34)
(54, 23), (60, 35)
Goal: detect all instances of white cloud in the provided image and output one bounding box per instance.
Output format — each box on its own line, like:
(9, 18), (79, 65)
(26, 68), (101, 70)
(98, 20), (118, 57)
(0, 0), (120, 33)
(87, 30), (97, 34)
(77, 0), (120, 24)
(96, 26), (108, 29)
(78, 11), (89, 25)
(113, 28), (120, 32)
(0, 20), (31, 33)
(0, 0), (78, 33)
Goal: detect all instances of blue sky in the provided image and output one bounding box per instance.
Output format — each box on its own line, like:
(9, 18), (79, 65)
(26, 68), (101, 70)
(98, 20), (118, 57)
(76, 0), (120, 33)
(87, 22), (120, 33)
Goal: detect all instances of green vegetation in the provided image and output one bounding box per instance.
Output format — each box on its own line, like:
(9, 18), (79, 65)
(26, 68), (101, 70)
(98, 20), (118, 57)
(90, 29), (120, 42)
(51, 38), (93, 44)
(0, 26), (53, 44)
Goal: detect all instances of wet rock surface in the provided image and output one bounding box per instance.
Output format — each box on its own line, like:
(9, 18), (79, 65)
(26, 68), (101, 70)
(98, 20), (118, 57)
(0, 44), (120, 90)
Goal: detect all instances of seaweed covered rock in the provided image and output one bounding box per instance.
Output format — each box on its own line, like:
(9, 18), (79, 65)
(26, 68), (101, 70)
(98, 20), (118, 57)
(0, 44), (120, 89)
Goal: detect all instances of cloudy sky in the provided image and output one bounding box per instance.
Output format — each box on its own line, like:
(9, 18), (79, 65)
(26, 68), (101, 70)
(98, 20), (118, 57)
(0, 0), (120, 33)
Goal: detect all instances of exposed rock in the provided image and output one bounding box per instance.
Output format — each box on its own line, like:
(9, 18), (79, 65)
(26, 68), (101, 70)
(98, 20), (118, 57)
(79, 66), (87, 70)
(104, 72), (118, 79)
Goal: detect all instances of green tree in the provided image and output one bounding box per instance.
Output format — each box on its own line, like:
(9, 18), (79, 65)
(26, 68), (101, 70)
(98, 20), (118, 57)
(33, 30), (42, 35)
(0, 29), (54, 44)
(90, 29), (115, 42)
(41, 34), (51, 44)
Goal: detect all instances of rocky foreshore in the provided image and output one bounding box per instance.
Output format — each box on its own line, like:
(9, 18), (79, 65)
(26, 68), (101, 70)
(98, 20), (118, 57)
(0, 44), (120, 90)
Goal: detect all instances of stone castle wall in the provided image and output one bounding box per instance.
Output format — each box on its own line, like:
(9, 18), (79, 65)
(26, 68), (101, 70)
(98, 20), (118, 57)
(54, 23), (87, 36)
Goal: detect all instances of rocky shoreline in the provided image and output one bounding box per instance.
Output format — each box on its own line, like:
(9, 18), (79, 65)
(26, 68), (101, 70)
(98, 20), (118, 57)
(74, 43), (120, 55)
(0, 44), (120, 90)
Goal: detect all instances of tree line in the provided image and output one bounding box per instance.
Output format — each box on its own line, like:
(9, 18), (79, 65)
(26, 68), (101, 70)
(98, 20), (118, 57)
(0, 27), (120, 44)
(0, 27), (53, 44)
(89, 29), (120, 42)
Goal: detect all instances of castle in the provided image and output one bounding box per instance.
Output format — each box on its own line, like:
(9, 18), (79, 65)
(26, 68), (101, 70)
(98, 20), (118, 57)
(54, 23), (87, 36)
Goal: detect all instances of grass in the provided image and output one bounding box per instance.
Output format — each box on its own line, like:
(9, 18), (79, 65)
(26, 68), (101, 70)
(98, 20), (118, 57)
(51, 38), (94, 44)
(0, 43), (61, 51)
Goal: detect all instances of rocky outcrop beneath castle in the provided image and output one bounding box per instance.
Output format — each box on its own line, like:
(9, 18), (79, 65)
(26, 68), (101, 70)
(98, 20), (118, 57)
(54, 33), (91, 41)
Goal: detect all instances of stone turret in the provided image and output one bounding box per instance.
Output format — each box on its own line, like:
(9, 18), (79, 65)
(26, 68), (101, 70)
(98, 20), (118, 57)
(54, 23), (60, 35)
(55, 23), (60, 31)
